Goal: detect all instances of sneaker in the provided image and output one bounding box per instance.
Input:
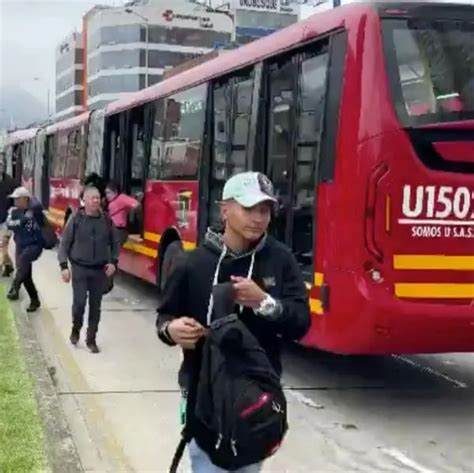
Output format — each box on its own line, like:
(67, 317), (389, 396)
(86, 341), (100, 354)
(2, 265), (13, 278)
(26, 299), (41, 313)
(70, 327), (80, 346)
(7, 289), (19, 301)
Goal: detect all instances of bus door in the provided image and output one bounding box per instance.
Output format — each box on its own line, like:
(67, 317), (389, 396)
(264, 40), (331, 281)
(42, 135), (53, 209)
(104, 113), (125, 186)
(199, 68), (258, 238)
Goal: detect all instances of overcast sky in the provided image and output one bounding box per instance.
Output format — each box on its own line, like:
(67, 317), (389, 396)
(0, 0), (124, 108)
(2, 0), (472, 113)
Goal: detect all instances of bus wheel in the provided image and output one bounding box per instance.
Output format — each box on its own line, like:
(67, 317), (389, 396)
(159, 241), (184, 292)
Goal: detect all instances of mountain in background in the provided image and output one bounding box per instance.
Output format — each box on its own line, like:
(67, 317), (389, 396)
(0, 87), (47, 130)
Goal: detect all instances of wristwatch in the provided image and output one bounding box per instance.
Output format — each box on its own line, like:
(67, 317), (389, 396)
(257, 294), (278, 317)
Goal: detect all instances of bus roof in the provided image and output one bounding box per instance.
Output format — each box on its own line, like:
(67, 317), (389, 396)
(105, 2), (372, 117)
(6, 127), (39, 146)
(45, 111), (90, 135)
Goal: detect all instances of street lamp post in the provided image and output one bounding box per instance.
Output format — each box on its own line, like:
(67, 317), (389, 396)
(125, 8), (150, 89)
(33, 77), (51, 121)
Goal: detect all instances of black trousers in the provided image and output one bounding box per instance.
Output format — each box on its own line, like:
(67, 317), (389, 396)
(71, 264), (107, 336)
(13, 245), (42, 300)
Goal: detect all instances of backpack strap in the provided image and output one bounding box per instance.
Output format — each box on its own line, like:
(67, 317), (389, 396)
(169, 435), (189, 473)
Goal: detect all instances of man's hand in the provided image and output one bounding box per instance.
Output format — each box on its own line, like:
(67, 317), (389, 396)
(61, 269), (71, 283)
(105, 263), (116, 277)
(231, 276), (266, 309)
(167, 317), (207, 350)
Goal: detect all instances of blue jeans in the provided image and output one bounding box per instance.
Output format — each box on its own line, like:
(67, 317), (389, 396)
(189, 440), (262, 473)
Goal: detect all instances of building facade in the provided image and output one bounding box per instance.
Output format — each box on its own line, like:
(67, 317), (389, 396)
(83, 0), (233, 110)
(55, 32), (85, 121)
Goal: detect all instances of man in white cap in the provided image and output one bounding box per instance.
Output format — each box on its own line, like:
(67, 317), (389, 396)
(156, 172), (311, 473)
(0, 156), (15, 277)
(6, 186), (44, 312)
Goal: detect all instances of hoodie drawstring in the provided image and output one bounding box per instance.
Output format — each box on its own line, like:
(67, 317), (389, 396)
(206, 247), (257, 326)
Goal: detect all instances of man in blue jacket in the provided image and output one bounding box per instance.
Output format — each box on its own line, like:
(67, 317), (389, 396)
(6, 186), (44, 312)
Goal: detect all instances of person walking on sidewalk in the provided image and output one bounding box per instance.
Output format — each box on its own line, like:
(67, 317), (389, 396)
(6, 186), (44, 312)
(58, 186), (120, 353)
(156, 172), (311, 473)
(0, 157), (16, 277)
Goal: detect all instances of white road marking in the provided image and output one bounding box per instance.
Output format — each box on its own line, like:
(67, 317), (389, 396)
(287, 389), (325, 409)
(382, 448), (436, 473)
(395, 356), (468, 389)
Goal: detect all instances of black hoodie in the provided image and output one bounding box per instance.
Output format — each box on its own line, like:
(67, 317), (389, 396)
(156, 228), (311, 390)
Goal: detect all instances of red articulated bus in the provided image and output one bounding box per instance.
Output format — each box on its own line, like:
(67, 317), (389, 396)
(5, 2), (474, 354)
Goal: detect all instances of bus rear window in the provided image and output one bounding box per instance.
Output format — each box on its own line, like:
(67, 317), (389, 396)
(383, 18), (474, 126)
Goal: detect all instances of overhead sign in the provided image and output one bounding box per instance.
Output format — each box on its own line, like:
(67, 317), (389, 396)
(235, 0), (298, 15)
(162, 9), (214, 29)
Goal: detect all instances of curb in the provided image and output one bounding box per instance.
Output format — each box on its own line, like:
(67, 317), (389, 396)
(3, 286), (83, 473)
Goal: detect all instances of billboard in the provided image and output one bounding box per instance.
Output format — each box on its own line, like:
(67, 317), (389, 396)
(234, 0), (298, 15)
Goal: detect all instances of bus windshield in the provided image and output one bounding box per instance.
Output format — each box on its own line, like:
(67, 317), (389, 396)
(383, 17), (474, 126)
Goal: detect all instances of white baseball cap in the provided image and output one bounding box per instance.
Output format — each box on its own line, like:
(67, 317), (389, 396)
(9, 186), (31, 199)
(222, 172), (277, 208)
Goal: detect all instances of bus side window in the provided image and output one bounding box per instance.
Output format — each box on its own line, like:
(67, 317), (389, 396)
(209, 71), (255, 228)
(148, 98), (165, 181)
(161, 84), (207, 181)
(53, 132), (68, 178)
(65, 129), (81, 179)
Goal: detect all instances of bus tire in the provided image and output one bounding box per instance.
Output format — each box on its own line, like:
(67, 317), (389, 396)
(159, 241), (184, 292)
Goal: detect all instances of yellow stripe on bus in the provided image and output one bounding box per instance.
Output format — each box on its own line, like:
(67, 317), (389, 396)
(314, 272), (324, 287)
(123, 242), (158, 259)
(144, 232), (161, 243)
(48, 207), (66, 217)
(394, 255), (474, 271)
(310, 298), (324, 315)
(395, 283), (474, 299)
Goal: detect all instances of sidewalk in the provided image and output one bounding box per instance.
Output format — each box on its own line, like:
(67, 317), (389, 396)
(28, 250), (368, 473)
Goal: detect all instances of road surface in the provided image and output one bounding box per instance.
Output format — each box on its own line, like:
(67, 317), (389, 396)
(27, 251), (474, 472)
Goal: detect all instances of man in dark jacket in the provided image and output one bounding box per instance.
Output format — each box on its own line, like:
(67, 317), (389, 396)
(6, 186), (44, 312)
(58, 186), (120, 353)
(156, 172), (311, 472)
(0, 157), (16, 277)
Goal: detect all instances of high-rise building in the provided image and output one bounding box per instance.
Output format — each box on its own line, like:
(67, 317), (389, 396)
(83, 0), (233, 110)
(54, 0), (300, 120)
(55, 32), (85, 121)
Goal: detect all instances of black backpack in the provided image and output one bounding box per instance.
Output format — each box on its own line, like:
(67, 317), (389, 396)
(170, 283), (288, 472)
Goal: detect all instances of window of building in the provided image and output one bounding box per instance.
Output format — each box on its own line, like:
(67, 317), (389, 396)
(154, 84), (207, 180)
(235, 10), (297, 30)
(56, 70), (83, 95)
(56, 91), (83, 112)
(148, 26), (230, 49)
(88, 75), (140, 97)
(145, 50), (200, 69)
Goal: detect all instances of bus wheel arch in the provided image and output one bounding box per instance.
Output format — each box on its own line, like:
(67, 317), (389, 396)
(158, 229), (184, 292)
